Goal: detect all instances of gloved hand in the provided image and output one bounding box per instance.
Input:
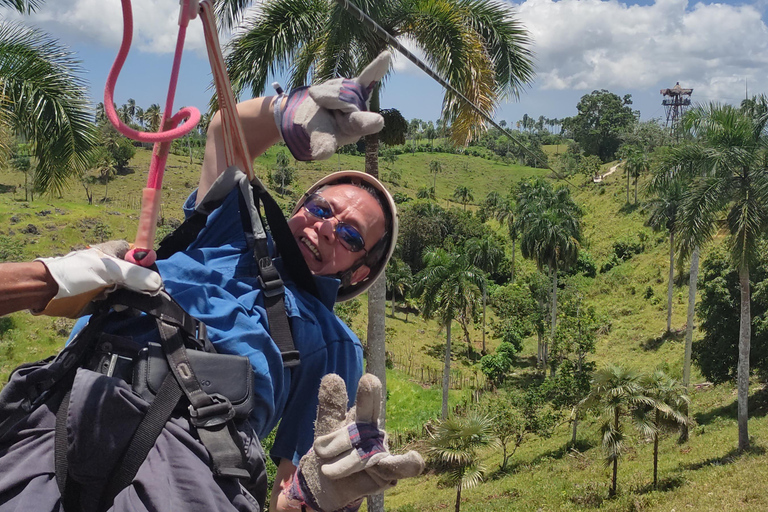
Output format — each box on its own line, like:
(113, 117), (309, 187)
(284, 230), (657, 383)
(284, 373), (424, 512)
(35, 240), (163, 318)
(276, 51), (391, 161)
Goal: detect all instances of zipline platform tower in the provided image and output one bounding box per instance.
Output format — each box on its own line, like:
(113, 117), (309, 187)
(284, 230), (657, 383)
(660, 82), (693, 128)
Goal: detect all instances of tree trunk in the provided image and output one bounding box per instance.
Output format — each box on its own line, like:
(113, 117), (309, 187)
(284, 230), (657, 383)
(680, 246), (700, 443)
(666, 231), (675, 333)
(737, 262), (751, 452)
(653, 410), (660, 488)
(511, 239), (516, 284)
(549, 264), (558, 378)
(455, 483), (462, 512)
(634, 175), (638, 204)
(365, 86), (387, 512)
(481, 284), (487, 355)
(626, 167), (630, 204)
(611, 409), (620, 497)
(571, 413), (579, 447)
(442, 320), (452, 420)
(391, 289), (395, 318)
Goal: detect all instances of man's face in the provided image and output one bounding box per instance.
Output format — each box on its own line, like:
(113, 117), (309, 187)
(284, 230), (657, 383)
(288, 184), (386, 282)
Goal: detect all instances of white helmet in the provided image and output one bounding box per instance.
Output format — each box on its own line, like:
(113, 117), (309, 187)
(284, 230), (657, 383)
(292, 171), (398, 302)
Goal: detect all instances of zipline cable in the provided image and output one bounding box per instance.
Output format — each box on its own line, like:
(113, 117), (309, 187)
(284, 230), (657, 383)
(333, 0), (574, 185)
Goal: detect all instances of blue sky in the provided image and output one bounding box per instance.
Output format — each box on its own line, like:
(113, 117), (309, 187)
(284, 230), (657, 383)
(2, 0), (767, 129)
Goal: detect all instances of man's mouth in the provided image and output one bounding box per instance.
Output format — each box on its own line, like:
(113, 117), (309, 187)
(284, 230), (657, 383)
(299, 236), (322, 261)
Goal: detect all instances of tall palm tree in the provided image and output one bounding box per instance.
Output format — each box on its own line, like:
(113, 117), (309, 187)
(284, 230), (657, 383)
(452, 185), (474, 211)
(385, 257), (412, 318)
(656, 100), (768, 452)
(415, 248), (485, 419)
(640, 370), (689, 489)
(518, 179), (582, 374)
(464, 236), (503, 354)
(430, 160), (443, 193)
(144, 103), (162, 132)
(427, 412), (495, 512)
(579, 364), (656, 497)
(0, 20), (96, 195)
(646, 178), (685, 334)
(624, 145), (649, 205)
(495, 195), (519, 283)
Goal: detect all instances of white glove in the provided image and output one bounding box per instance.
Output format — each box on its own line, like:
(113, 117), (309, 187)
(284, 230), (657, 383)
(275, 51), (391, 161)
(35, 240), (163, 318)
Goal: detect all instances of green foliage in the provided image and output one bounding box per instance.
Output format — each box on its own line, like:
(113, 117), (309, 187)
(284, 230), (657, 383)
(379, 108), (408, 146)
(694, 244), (768, 383)
(562, 90), (636, 161)
(427, 411), (496, 511)
(479, 341), (518, 386)
(0, 235), (24, 262)
(99, 124), (136, 170)
(334, 298), (361, 326)
(577, 154), (602, 179)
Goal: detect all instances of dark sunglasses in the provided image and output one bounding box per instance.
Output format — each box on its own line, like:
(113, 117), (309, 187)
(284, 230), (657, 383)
(302, 194), (367, 253)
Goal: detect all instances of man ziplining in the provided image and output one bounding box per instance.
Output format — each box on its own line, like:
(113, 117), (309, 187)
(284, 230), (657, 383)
(0, 36), (423, 512)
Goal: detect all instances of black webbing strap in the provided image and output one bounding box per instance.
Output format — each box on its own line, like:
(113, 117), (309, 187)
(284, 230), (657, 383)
(99, 372), (183, 510)
(154, 319), (249, 479)
(253, 183), (319, 298)
(155, 210), (209, 260)
(55, 388), (78, 511)
(237, 178), (301, 368)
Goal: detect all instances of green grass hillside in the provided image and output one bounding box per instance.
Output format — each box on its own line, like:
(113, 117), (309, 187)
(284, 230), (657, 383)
(0, 144), (765, 511)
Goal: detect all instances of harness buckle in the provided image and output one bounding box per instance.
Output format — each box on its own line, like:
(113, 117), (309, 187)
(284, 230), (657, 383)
(188, 393), (236, 427)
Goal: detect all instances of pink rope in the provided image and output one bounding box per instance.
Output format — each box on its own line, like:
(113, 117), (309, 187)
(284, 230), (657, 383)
(104, 0), (200, 146)
(104, 0), (201, 265)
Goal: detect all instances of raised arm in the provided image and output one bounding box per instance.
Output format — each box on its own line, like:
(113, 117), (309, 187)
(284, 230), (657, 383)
(197, 96), (283, 204)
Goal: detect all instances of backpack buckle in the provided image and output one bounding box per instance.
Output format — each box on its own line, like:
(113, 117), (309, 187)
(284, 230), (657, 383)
(188, 393), (236, 427)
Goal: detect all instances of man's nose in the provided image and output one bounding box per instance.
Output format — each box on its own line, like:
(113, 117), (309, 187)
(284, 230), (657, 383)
(316, 217), (337, 242)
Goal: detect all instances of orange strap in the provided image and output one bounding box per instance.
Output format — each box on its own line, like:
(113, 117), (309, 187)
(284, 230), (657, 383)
(199, 1), (254, 181)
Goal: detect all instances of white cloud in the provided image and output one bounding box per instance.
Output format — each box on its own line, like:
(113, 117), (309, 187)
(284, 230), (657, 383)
(2, 0), (766, 108)
(2, 0), (208, 54)
(515, 0), (768, 103)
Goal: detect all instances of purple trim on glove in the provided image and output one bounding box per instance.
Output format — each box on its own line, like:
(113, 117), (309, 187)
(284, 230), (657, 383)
(286, 460), (324, 512)
(338, 79), (369, 111)
(348, 423), (386, 461)
(281, 86), (313, 161)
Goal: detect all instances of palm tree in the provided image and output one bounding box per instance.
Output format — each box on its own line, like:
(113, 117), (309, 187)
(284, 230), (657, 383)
(220, 0), (533, 148)
(624, 145), (649, 205)
(579, 364), (656, 497)
(415, 248), (485, 419)
(452, 185), (474, 211)
(646, 178), (685, 334)
(655, 100), (768, 452)
(144, 103), (162, 132)
(640, 370), (689, 489)
(518, 179), (582, 374)
(0, 20), (96, 196)
(430, 160), (443, 194)
(385, 258), (412, 318)
(427, 412), (495, 512)
(495, 195), (519, 283)
(464, 237), (503, 354)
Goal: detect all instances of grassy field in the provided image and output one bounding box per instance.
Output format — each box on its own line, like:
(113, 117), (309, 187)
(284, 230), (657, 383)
(0, 143), (765, 511)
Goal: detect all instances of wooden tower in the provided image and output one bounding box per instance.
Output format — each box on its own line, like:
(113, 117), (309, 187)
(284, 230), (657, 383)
(660, 82), (693, 128)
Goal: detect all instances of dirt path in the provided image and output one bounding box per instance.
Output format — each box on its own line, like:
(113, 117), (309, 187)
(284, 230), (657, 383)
(592, 162), (622, 183)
